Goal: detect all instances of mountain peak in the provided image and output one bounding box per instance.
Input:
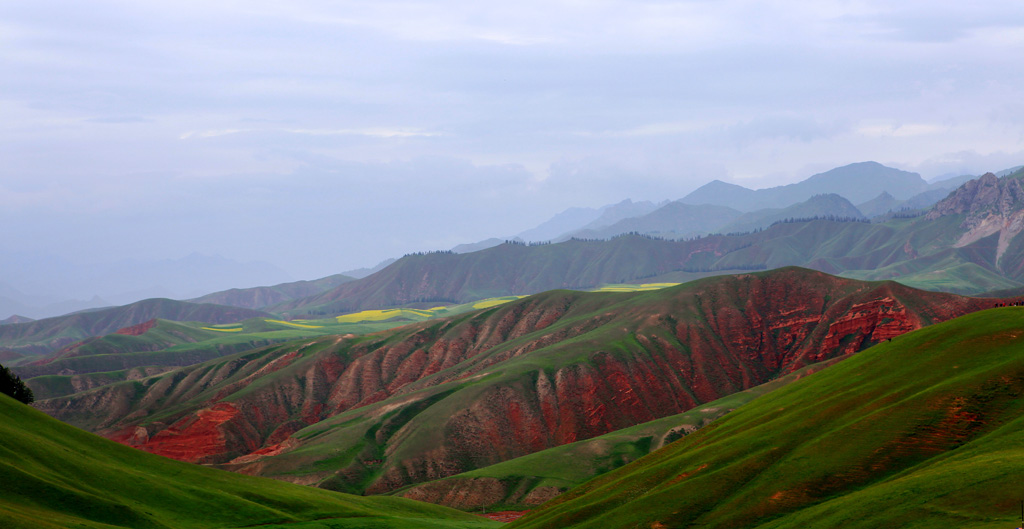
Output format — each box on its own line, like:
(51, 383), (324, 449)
(927, 172), (1024, 261)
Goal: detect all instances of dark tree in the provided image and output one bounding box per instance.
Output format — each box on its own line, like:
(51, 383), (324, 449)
(0, 363), (34, 404)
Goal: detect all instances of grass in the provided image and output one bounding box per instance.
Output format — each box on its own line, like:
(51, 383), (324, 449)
(510, 307), (1024, 529)
(0, 394), (500, 529)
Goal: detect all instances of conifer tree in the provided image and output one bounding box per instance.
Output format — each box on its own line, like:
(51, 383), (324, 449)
(0, 363), (34, 404)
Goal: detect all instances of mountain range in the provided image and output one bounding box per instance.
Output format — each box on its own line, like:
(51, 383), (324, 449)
(679, 161), (932, 211)
(447, 162), (995, 262)
(7, 160), (1024, 529)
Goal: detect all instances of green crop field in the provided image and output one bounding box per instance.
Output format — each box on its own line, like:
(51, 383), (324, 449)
(590, 282), (680, 293)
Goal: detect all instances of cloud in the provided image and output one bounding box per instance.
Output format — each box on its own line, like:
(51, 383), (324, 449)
(856, 122), (948, 138)
(284, 128), (442, 138)
(4, 0), (1024, 278)
(179, 127), (441, 140)
(727, 117), (849, 145)
(84, 116), (153, 124)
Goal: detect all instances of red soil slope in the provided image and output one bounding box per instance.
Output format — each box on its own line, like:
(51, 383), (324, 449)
(37, 269), (1009, 492)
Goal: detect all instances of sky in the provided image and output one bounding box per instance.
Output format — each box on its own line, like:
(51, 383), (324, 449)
(3, 0), (1024, 283)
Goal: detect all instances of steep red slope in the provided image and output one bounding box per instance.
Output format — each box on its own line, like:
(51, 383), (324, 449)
(36, 268), (1010, 493)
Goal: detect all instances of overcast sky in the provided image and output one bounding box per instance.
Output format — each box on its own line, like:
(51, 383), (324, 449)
(3, 0), (1024, 280)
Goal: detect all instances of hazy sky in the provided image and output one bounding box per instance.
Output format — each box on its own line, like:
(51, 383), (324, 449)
(3, 1), (1024, 280)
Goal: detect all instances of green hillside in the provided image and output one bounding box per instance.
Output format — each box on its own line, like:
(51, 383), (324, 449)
(0, 394), (497, 529)
(511, 307), (1024, 529)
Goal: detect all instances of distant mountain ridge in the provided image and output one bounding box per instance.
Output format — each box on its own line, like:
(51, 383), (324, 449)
(567, 202), (742, 240)
(269, 171), (1024, 317)
(681, 161), (928, 211)
(717, 193), (864, 234)
(189, 274), (355, 310)
(0, 315), (34, 325)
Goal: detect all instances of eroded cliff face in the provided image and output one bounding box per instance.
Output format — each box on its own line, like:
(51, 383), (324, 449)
(36, 269), (999, 494)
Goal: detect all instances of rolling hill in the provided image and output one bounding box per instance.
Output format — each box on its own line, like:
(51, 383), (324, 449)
(509, 306), (1024, 529)
(0, 298), (271, 359)
(34, 268), (1008, 498)
(0, 394), (498, 529)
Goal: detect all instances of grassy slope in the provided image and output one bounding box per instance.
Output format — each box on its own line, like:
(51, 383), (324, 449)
(0, 394), (498, 529)
(512, 307), (1024, 529)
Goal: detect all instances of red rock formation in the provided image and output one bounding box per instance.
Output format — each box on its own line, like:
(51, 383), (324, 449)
(133, 402), (254, 463)
(115, 319), (157, 336)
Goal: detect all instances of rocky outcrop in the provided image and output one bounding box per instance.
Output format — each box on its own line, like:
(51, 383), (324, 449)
(927, 173), (1024, 263)
(927, 173), (1024, 226)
